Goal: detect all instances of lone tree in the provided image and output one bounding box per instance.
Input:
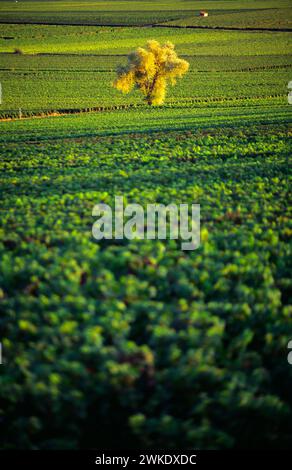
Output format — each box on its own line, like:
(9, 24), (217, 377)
(113, 40), (189, 106)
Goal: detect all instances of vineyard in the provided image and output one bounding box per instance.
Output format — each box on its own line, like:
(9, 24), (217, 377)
(0, 24), (291, 118)
(0, 0), (291, 27)
(0, 0), (292, 451)
(1, 121), (292, 449)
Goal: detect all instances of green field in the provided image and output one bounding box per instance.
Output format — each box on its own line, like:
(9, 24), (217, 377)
(161, 7), (292, 30)
(0, 0), (292, 451)
(0, 24), (291, 116)
(1, 117), (292, 449)
(0, 0), (291, 27)
(1, 23), (292, 55)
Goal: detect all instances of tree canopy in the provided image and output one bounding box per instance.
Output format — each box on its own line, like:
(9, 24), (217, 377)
(113, 40), (189, 106)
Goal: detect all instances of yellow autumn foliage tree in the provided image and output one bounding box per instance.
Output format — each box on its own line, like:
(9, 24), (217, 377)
(113, 40), (189, 106)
